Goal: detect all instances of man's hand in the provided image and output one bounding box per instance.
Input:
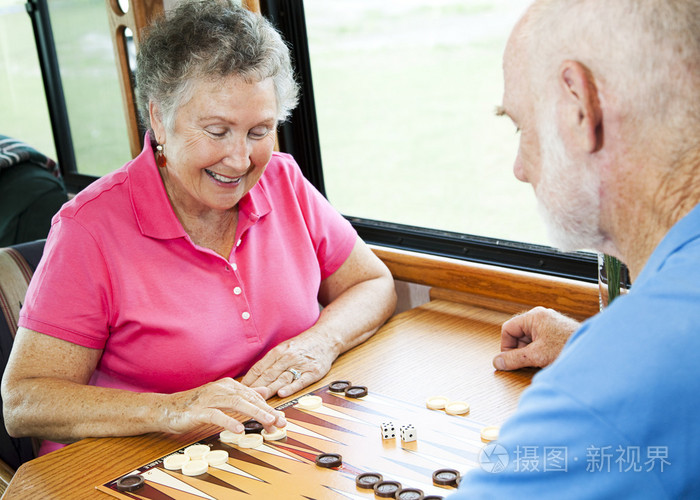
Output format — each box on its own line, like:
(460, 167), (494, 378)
(493, 307), (580, 371)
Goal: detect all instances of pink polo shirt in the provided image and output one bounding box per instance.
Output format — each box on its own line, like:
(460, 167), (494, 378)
(19, 139), (356, 454)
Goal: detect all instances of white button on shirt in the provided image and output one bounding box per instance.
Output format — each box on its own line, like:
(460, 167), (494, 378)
(242, 312), (250, 320)
(233, 287), (242, 295)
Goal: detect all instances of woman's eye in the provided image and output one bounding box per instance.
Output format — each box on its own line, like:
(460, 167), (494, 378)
(206, 128), (227, 138)
(249, 127), (270, 139)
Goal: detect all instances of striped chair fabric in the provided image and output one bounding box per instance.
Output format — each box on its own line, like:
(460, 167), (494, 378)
(0, 239), (45, 478)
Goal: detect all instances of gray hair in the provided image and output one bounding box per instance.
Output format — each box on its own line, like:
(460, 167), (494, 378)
(135, 0), (299, 134)
(521, 0), (700, 135)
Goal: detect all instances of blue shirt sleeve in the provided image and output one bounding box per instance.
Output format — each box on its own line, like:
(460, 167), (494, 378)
(451, 379), (669, 499)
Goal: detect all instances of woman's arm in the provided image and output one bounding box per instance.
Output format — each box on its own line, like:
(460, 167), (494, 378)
(241, 237), (397, 397)
(2, 328), (286, 443)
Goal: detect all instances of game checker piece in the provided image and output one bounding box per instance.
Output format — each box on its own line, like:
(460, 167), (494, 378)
(328, 380), (352, 393)
(344, 385), (368, 398)
(115, 474), (144, 493)
(432, 468), (460, 487)
(243, 419), (264, 434)
(296, 395), (323, 410)
(315, 453), (342, 468)
(396, 487), (425, 499)
(182, 459), (208, 476)
(355, 472), (383, 489)
(373, 480), (402, 497)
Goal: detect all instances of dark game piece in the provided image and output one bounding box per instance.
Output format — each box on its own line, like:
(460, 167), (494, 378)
(355, 471), (383, 489)
(116, 474), (145, 492)
(432, 468), (460, 487)
(315, 453), (342, 468)
(373, 480), (402, 497)
(344, 385), (368, 398)
(243, 419), (264, 434)
(329, 380), (352, 393)
(396, 487), (425, 499)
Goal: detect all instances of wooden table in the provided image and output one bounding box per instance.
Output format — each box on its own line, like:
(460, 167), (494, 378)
(3, 299), (535, 499)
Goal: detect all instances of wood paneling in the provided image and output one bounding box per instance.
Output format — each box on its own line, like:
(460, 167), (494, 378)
(104, 0), (164, 157)
(372, 246), (600, 321)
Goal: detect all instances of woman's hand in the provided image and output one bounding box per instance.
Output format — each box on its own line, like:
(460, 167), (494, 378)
(163, 378), (286, 434)
(2, 328), (285, 442)
(242, 238), (396, 399)
(493, 306), (580, 370)
(241, 330), (336, 399)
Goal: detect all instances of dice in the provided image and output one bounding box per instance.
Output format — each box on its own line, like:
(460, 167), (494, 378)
(400, 424), (416, 442)
(380, 422), (396, 439)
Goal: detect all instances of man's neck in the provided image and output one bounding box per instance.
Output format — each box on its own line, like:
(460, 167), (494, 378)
(611, 148), (700, 281)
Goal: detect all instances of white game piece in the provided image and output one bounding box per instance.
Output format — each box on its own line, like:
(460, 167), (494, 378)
(204, 449), (229, 466)
(296, 395), (323, 410)
(400, 424), (416, 442)
(480, 425), (500, 443)
(163, 453), (190, 471)
(184, 444), (210, 460)
(380, 422), (396, 439)
(181, 459), (208, 476)
(445, 401), (470, 415)
(261, 426), (287, 441)
(238, 434), (264, 448)
(220, 430), (245, 444)
(426, 395), (450, 410)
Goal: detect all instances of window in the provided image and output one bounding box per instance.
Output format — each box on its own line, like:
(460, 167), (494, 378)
(15, 0), (597, 282)
(0, 0), (55, 159)
(306, 0), (544, 245)
(265, 0), (598, 281)
(46, 0), (131, 177)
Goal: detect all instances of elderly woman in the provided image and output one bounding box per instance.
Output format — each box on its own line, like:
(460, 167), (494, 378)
(1, 0), (396, 456)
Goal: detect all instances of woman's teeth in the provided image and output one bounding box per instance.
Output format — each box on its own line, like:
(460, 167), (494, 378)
(206, 169), (240, 184)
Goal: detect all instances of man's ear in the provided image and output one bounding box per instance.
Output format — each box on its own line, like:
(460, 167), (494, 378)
(149, 101), (166, 145)
(558, 60), (602, 153)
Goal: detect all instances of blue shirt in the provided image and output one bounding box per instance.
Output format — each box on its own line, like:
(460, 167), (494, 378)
(452, 203), (700, 499)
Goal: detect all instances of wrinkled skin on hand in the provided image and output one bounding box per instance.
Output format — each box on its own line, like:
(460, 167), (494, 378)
(241, 330), (335, 398)
(493, 306), (581, 371)
(163, 377), (286, 434)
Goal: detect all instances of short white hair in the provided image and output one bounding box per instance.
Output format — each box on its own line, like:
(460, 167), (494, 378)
(521, 0), (700, 136)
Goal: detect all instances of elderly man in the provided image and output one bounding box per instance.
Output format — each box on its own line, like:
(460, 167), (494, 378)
(452, 0), (700, 497)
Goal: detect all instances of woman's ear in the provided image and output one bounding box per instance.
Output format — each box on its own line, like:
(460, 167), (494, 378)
(149, 101), (166, 145)
(558, 60), (602, 153)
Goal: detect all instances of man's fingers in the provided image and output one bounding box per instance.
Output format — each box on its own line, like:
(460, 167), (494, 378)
(493, 343), (540, 371)
(501, 313), (535, 349)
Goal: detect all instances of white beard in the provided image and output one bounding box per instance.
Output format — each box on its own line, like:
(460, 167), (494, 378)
(535, 116), (605, 252)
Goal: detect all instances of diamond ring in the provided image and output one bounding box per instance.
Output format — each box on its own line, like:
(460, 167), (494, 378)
(286, 368), (301, 380)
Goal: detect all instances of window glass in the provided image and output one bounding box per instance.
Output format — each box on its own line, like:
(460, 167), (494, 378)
(0, 0), (56, 160)
(48, 0), (131, 176)
(305, 0), (549, 246)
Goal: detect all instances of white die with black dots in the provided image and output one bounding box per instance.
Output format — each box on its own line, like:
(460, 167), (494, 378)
(400, 424), (416, 442)
(380, 421), (396, 439)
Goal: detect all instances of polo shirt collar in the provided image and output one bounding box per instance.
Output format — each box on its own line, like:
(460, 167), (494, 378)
(238, 171), (272, 233)
(633, 201), (700, 289)
(129, 134), (271, 240)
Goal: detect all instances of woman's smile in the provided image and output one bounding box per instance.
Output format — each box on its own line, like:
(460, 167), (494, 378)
(204, 168), (243, 186)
